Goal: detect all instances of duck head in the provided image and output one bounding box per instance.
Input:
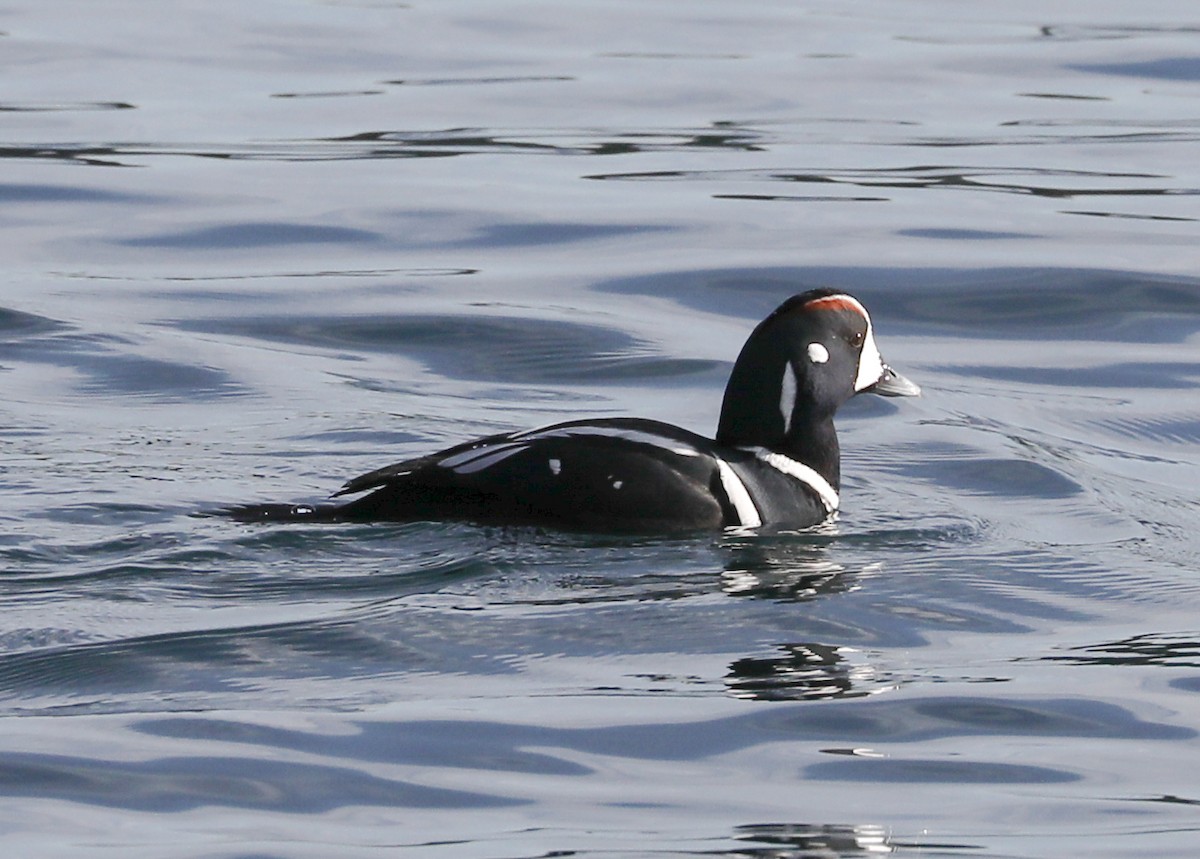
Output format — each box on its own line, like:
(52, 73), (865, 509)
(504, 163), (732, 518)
(716, 288), (919, 487)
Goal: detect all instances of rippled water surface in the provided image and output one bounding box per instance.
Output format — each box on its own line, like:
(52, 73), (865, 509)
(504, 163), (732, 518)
(3, 1), (1200, 856)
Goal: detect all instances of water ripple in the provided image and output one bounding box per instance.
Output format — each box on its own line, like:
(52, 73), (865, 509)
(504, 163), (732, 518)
(0, 124), (770, 167)
(586, 164), (1192, 200)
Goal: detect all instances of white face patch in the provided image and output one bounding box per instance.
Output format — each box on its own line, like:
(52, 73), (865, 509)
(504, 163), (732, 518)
(807, 342), (829, 364)
(779, 361), (797, 435)
(803, 293), (886, 392)
(548, 458), (562, 475)
(854, 323), (885, 392)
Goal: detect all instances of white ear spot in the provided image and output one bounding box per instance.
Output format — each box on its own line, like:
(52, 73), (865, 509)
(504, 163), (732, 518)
(807, 342), (829, 364)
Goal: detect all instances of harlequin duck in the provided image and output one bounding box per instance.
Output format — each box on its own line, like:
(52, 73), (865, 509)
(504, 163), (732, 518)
(226, 289), (918, 532)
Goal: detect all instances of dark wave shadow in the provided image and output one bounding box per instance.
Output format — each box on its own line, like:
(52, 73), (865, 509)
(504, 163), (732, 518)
(0, 101), (134, 113)
(270, 89), (385, 99)
(115, 221), (384, 249)
(0, 323), (247, 402)
(944, 361), (1200, 390)
(881, 452), (1084, 498)
(0, 615), (420, 703)
(177, 313), (724, 385)
(0, 306), (69, 337)
(594, 265), (1200, 343)
(123, 693), (1188, 796)
(382, 75), (573, 86)
(0, 182), (159, 204)
(0, 749), (519, 812)
(112, 211), (672, 253)
(897, 227), (1038, 240)
(1069, 57), (1200, 81)
(805, 755), (1077, 784)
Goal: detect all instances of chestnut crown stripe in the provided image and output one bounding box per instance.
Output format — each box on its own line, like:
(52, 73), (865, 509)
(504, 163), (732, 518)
(802, 294), (869, 317)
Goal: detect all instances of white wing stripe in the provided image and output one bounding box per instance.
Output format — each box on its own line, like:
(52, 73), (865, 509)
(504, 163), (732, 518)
(739, 446), (840, 514)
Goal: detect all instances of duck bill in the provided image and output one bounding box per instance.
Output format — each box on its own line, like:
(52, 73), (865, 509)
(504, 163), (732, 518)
(866, 364), (921, 397)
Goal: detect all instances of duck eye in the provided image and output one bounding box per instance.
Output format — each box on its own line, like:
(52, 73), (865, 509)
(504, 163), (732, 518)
(849, 330), (865, 347)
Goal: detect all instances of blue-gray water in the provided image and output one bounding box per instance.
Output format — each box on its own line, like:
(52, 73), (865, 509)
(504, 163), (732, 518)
(3, 2), (1200, 856)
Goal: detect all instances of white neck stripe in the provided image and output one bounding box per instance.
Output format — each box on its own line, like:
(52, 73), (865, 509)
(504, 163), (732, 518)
(779, 361), (797, 435)
(738, 446), (840, 514)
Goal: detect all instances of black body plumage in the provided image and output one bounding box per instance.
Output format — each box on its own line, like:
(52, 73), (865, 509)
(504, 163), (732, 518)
(224, 289), (919, 532)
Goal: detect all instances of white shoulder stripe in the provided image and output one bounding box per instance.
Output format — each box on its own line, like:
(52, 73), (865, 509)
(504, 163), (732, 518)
(738, 446), (840, 515)
(513, 424), (701, 457)
(715, 458), (762, 528)
(439, 442), (529, 474)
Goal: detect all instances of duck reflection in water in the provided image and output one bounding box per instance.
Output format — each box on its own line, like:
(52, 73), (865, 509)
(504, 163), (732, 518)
(720, 529), (856, 601)
(720, 536), (893, 702)
(729, 822), (977, 856)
